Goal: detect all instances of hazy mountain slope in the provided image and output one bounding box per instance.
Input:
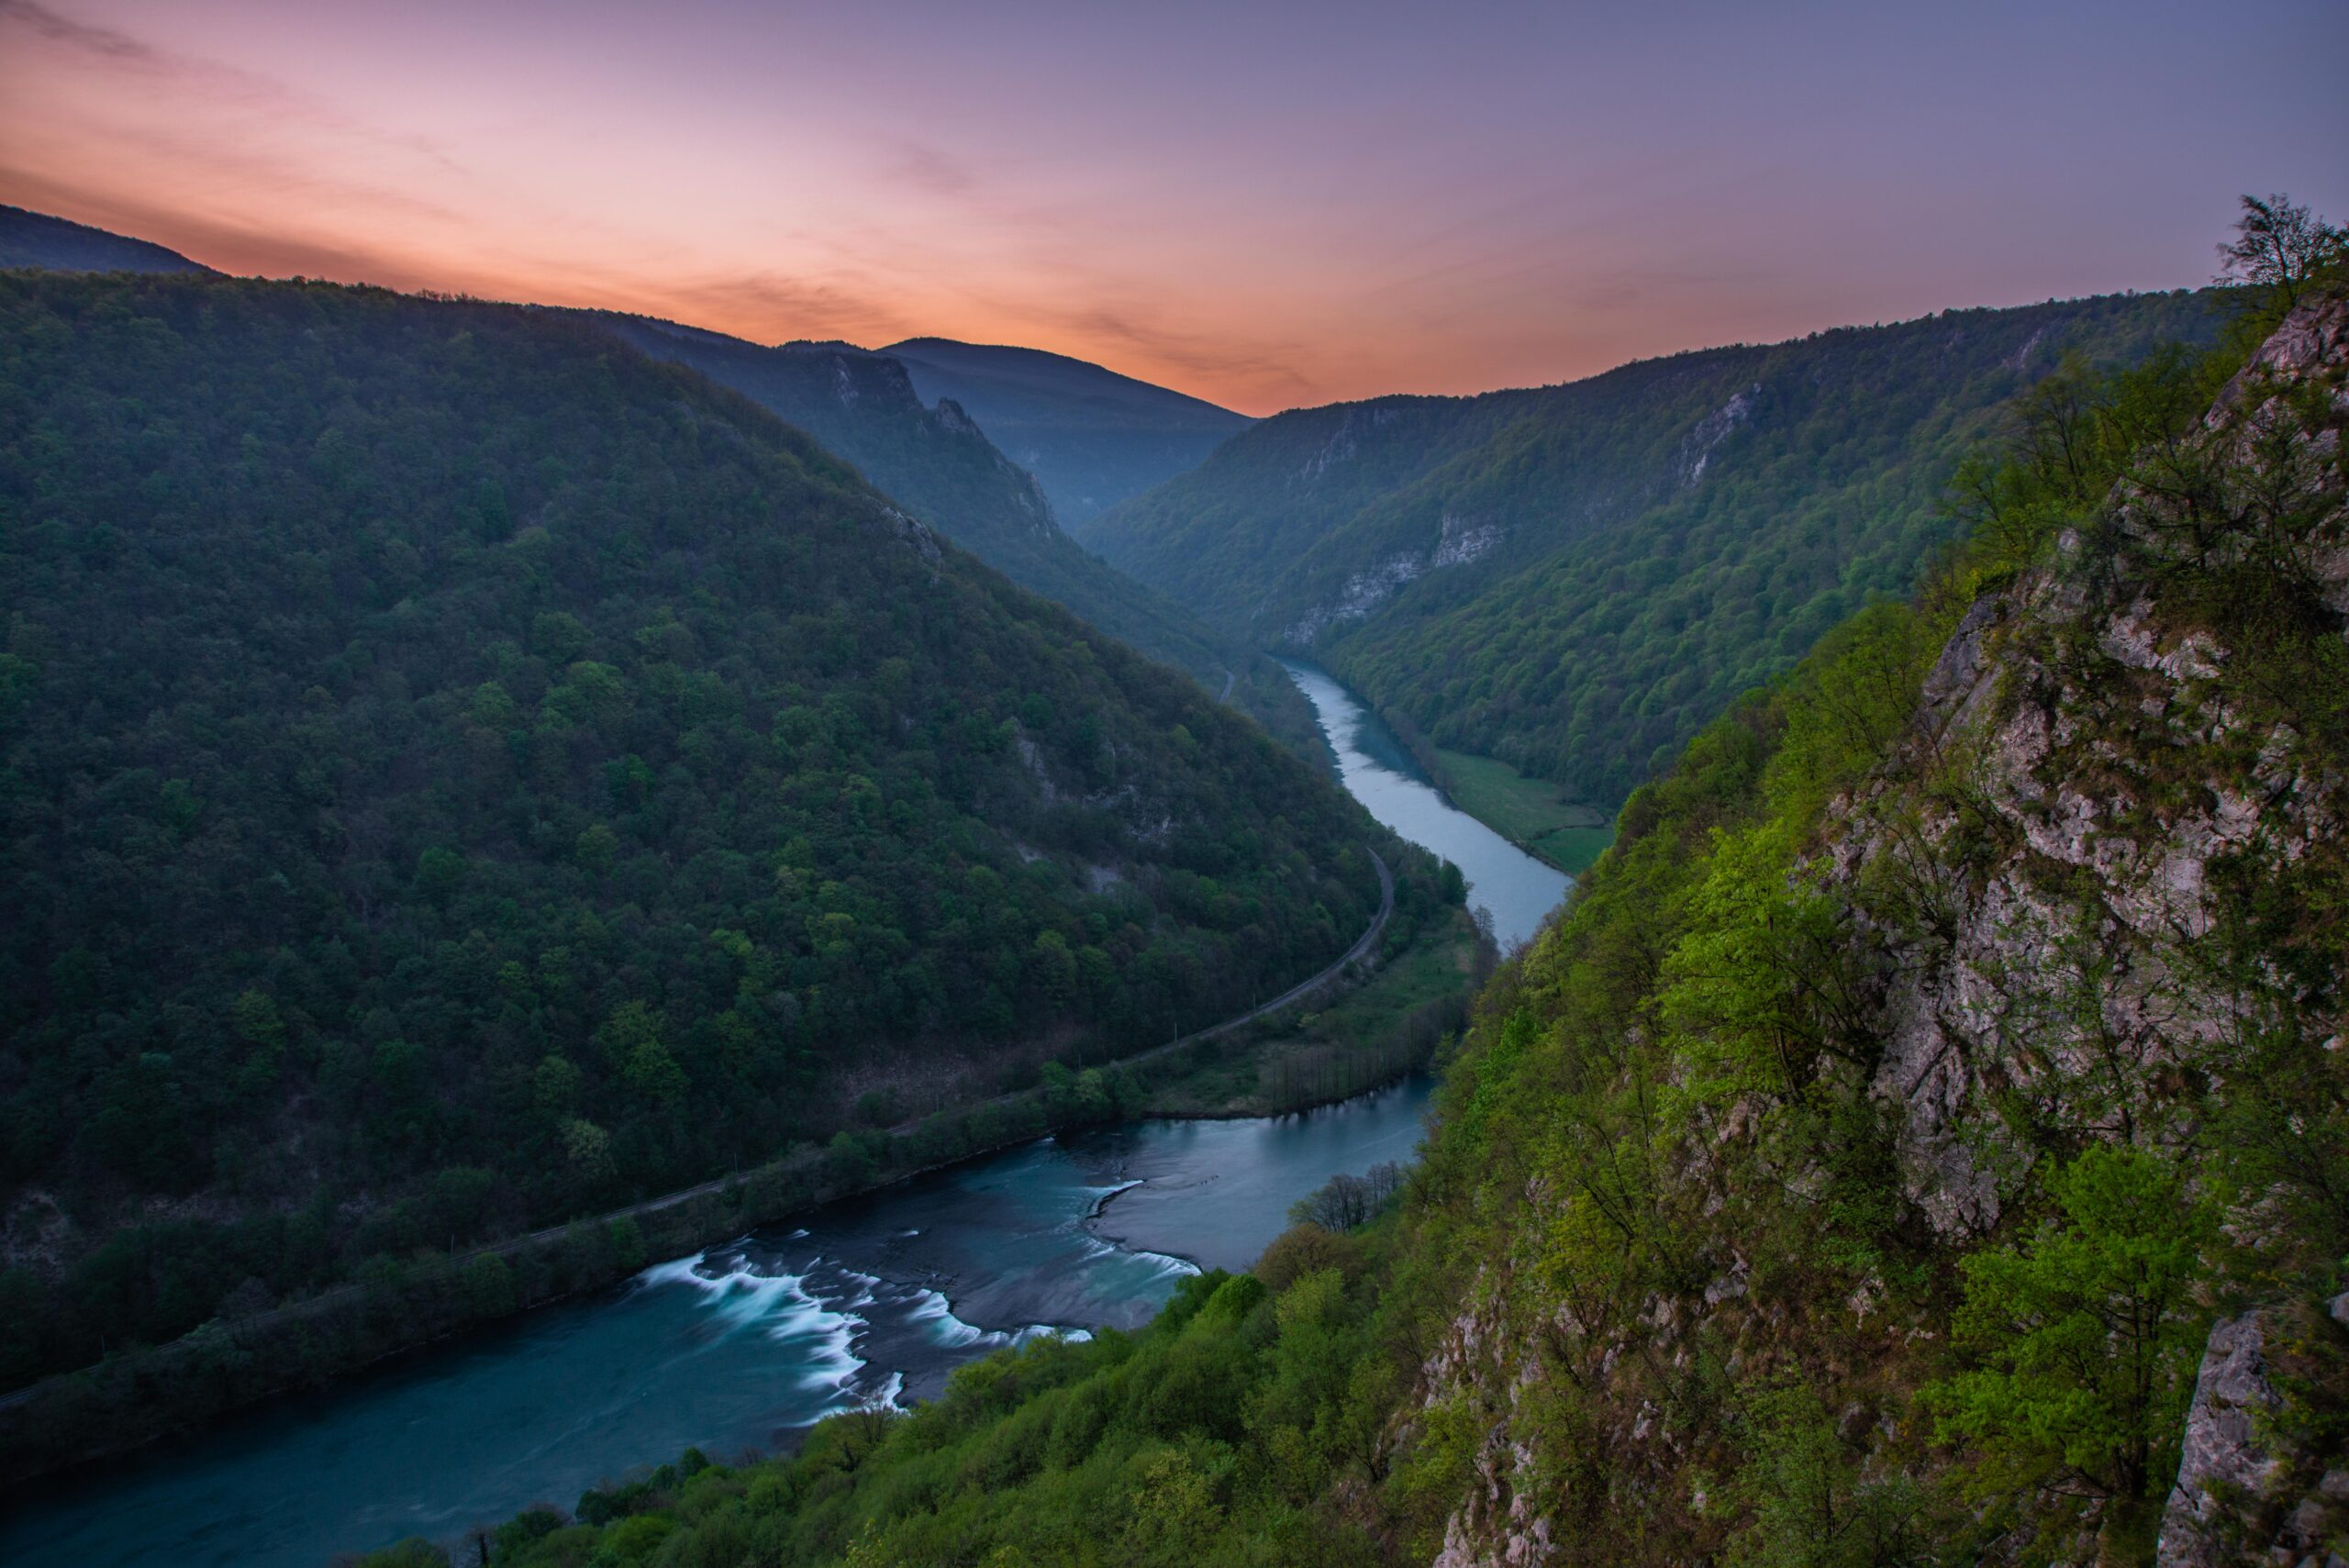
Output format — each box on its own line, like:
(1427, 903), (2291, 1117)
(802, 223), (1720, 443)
(0, 272), (1389, 1390)
(589, 315), (1316, 743)
(448, 288), (2349, 1568)
(1086, 292), (2222, 805)
(885, 336), (1253, 525)
(0, 205), (212, 275)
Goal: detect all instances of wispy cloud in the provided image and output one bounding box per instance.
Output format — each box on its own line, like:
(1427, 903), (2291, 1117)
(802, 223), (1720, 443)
(0, 0), (466, 174)
(0, 0), (150, 62)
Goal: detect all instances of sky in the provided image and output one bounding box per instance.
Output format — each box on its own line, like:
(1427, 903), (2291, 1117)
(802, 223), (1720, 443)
(2, 0), (2343, 415)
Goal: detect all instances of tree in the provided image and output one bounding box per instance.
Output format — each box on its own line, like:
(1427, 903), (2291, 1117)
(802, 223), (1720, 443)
(1287, 1162), (1403, 1230)
(1724, 1384), (1932, 1567)
(2216, 192), (2346, 312)
(1925, 1145), (2212, 1513)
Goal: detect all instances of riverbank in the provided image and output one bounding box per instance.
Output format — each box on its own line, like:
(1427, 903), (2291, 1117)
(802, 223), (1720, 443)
(0, 847), (1454, 1490)
(1427, 745), (1615, 875)
(1336, 681), (1617, 876)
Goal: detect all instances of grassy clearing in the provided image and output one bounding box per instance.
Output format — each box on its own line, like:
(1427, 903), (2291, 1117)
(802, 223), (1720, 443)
(1138, 907), (1486, 1117)
(1431, 746), (1616, 873)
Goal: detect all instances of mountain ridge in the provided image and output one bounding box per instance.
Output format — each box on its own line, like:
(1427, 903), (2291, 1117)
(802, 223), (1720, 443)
(426, 281), (2349, 1568)
(0, 205), (213, 275)
(583, 309), (1319, 748)
(1084, 289), (2225, 806)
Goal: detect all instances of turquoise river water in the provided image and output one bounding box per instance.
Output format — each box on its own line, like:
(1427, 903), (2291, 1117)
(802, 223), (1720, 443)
(0, 668), (1567, 1566)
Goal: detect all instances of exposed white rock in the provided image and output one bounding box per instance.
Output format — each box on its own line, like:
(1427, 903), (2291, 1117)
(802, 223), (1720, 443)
(2156, 1311), (2284, 1568)
(1434, 513), (1506, 568)
(1284, 552), (1424, 642)
(1681, 384), (1758, 484)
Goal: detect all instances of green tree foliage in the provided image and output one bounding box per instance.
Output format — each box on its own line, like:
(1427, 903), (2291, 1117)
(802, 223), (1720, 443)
(1085, 290), (2221, 805)
(588, 315), (1320, 749)
(473, 1264), (1394, 1568)
(1925, 1146), (2213, 1507)
(1720, 1384), (1931, 1568)
(0, 271), (1393, 1386)
(462, 269), (2348, 1568)
(458, 284), (2349, 1568)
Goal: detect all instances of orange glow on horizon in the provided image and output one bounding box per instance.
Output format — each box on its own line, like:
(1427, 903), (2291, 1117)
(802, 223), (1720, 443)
(4, 0), (2343, 417)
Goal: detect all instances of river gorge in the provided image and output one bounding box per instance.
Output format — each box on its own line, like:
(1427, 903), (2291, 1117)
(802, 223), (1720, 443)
(0, 668), (1569, 1567)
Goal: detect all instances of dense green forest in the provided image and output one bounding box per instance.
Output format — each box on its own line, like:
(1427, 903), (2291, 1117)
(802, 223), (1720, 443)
(0, 272), (1411, 1391)
(883, 337), (1253, 526)
(586, 316), (1317, 751)
(1085, 290), (2221, 805)
(423, 268), (2348, 1565)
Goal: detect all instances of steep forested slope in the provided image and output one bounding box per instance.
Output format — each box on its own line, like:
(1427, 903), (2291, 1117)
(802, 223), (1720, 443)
(1086, 292), (2221, 805)
(0, 205), (212, 275)
(446, 289), (2348, 1568)
(0, 272), (1390, 1387)
(591, 315), (1314, 743)
(883, 337), (1252, 525)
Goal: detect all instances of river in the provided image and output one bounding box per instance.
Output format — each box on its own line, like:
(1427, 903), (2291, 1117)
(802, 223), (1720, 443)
(0, 670), (1567, 1567)
(1282, 661), (1567, 951)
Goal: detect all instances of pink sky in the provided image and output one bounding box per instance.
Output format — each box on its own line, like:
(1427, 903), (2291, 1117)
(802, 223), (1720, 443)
(4, 0), (2343, 414)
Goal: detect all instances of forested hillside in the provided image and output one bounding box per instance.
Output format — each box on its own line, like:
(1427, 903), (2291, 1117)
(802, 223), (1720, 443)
(590, 315), (1315, 744)
(884, 337), (1253, 525)
(1085, 291), (2221, 805)
(0, 272), (1397, 1389)
(439, 283), (2349, 1568)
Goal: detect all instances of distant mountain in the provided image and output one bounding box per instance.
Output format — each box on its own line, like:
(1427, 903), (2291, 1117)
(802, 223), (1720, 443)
(1083, 291), (2223, 805)
(591, 317), (1066, 565)
(0, 206), (211, 275)
(882, 337), (1253, 525)
(588, 314), (1315, 744)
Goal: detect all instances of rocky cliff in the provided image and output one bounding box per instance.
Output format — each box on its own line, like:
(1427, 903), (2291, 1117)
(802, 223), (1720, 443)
(1410, 294), (2346, 1566)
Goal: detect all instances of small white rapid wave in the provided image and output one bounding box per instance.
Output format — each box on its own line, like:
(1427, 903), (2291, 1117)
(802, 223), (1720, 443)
(638, 1251), (865, 1396)
(904, 1286), (990, 1348)
(902, 1287), (1097, 1354)
(1075, 1231), (1199, 1284)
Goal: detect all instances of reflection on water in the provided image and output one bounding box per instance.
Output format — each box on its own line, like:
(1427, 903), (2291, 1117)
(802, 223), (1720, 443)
(1281, 662), (1568, 951)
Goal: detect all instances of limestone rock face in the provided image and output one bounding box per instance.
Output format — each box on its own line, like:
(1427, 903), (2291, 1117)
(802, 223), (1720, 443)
(1419, 294), (2349, 1567)
(2155, 1312), (2282, 1568)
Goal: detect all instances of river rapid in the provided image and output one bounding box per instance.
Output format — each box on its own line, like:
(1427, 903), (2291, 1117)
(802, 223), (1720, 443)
(0, 669), (1567, 1568)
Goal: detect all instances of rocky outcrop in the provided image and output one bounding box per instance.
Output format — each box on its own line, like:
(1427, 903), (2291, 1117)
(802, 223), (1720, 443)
(1284, 516), (1506, 642)
(1679, 383), (1758, 484)
(2156, 1312), (2283, 1567)
(1844, 292), (2347, 1235)
(1418, 294), (2349, 1567)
